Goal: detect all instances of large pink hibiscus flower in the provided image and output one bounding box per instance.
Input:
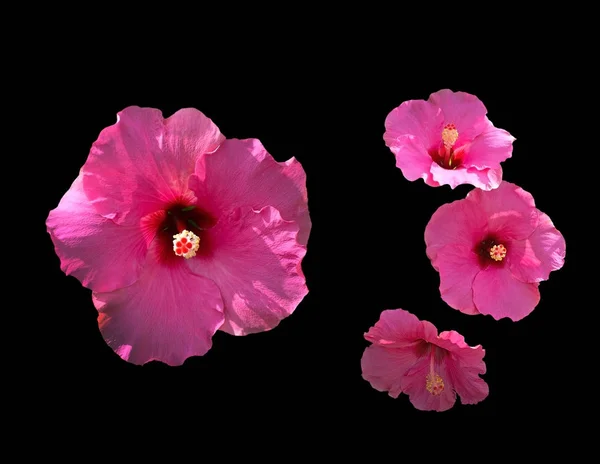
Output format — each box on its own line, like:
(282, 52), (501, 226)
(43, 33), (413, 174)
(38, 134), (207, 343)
(383, 89), (515, 190)
(425, 181), (565, 321)
(361, 309), (488, 412)
(47, 106), (311, 365)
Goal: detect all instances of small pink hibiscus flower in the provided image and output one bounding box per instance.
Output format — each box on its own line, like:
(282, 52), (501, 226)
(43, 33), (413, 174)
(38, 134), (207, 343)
(383, 89), (515, 190)
(425, 181), (565, 321)
(361, 308), (488, 412)
(47, 106), (311, 366)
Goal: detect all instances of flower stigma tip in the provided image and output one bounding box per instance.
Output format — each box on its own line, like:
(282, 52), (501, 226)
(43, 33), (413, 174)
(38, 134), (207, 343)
(489, 244), (507, 262)
(173, 230), (200, 259)
(441, 123), (459, 149)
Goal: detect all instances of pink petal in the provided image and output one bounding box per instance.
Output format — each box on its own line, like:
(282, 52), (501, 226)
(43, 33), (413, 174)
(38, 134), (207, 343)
(94, 243), (224, 366)
(447, 361), (489, 406)
(427, 89), (488, 144)
(364, 308), (436, 347)
(383, 98), (443, 149)
(430, 163), (502, 190)
(385, 136), (439, 184)
(401, 357), (457, 412)
(436, 331), (488, 405)
(462, 122), (515, 169)
(425, 195), (488, 262)
(435, 330), (472, 350)
(472, 266), (541, 321)
(509, 212), (566, 283)
(361, 345), (422, 398)
(189, 138), (311, 245)
(163, 107), (225, 159)
(467, 181), (538, 240)
(433, 245), (482, 315)
(482, 167), (503, 189)
(46, 175), (148, 292)
(187, 206), (307, 335)
(82, 106), (224, 225)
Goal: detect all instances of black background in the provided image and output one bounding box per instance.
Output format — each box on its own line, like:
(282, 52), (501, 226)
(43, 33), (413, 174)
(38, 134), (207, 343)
(39, 40), (578, 425)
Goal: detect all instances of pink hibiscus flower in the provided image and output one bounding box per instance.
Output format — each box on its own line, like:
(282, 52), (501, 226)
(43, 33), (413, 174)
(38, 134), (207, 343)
(361, 308), (488, 412)
(425, 181), (565, 321)
(46, 106), (311, 366)
(383, 89), (515, 190)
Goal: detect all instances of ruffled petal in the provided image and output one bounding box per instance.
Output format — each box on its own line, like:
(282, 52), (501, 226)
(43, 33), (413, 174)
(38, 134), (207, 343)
(82, 106), (224, 224)
(189, 138), (310, 245)
(364, 308), (434, 347)
(94, 242), (224, 366)
(467, 181), (538, 240)
(46, 175), (148, 292)
(430, 163), (502, 190)
(361, 345), (421, 398)
(187, 206), (307, 335)
(436, 331), (488, 405)
(386, 136), (439, 183)
(462, 122), (515, 169)
(383, 98), (443, 149)
(473, 266), (540, 321)
(509, 212), (566, 283)
(433, 245), (482, 315)
(425, 196), (488, 261)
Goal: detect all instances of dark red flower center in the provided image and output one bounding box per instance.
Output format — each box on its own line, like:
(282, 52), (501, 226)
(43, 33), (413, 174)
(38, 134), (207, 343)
(429, 123), (465, 169)
(152, 200), (217, 265)
(475, 235), (508, 268)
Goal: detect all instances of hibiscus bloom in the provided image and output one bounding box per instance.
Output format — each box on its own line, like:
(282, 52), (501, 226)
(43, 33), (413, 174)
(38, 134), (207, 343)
(47, 106), (311, 365)
(425, 181), (565, 321)
(383, 89), (515, 190)
(361, 308), (488, 412)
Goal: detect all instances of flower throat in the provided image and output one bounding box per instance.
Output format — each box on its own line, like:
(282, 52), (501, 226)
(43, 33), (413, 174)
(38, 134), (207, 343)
(430, 123), (463, 169)
(158, 201), (216, 259)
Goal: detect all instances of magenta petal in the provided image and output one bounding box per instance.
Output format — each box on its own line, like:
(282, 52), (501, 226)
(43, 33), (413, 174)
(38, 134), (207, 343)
(401, 357), (457, 412)
(447, 361), (489, 405)
(425, 195), (488, 260)
(163, 107), (225, 159)
(462, 123), (515, 169)
(509, 212), (566, 283)
(94, 244), (224, 366)
(436, 331), (488, 405)
(383, 98), (443, 185)
(361, 345), (421, 398)
(383, 98), (443, 149)
(46, 175), (148, 292)
(480, 166), (503, 189)
(434, 245), (481, 315)
(188, 206), (307, 335)
(430, 163), (502, 191)
(189, 138), (311, 245)
(386, 135), (438, 183)
(428, 89), (488, 143)
(467, 181), (538, 240)
(472, 266), (541, 321)
(82, 106), (224, 224)
(364, 308), (434, 347)
(435, 330), (471, 350)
